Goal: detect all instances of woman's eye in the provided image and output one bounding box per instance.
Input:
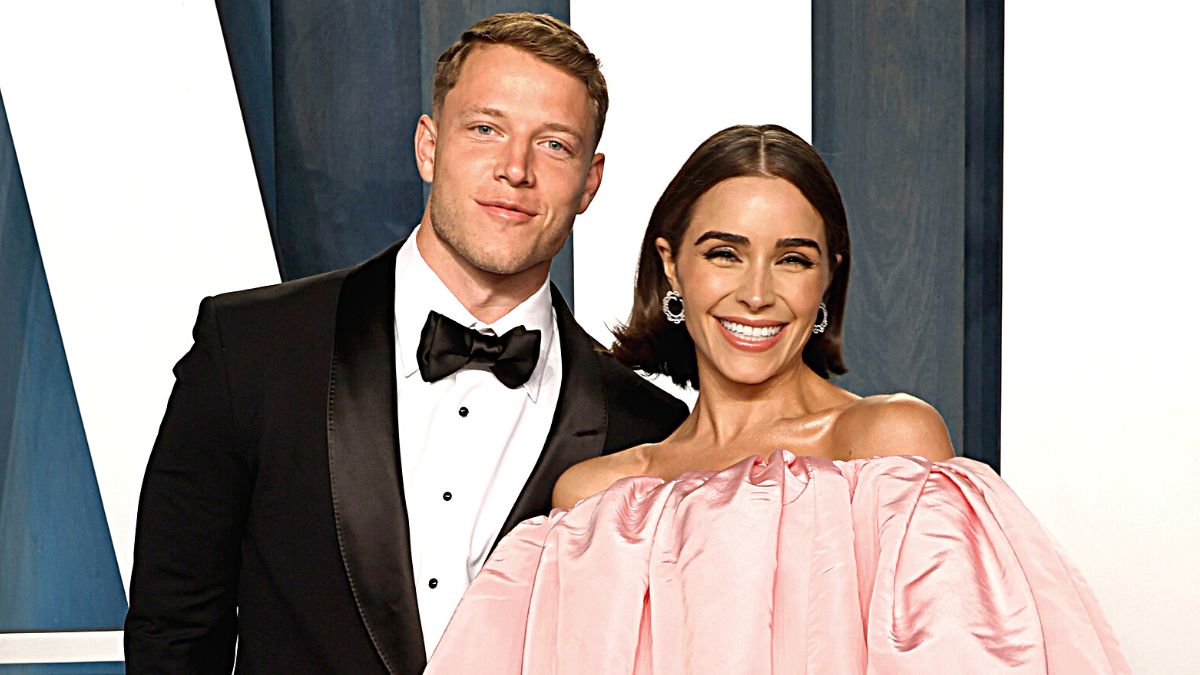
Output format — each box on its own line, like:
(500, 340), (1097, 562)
(703, 248), (739, 263)
(780, 254), (816, 268)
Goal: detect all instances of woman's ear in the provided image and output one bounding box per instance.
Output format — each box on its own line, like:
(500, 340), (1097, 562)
(824, 252), (844, 291)
(655, 237), (680, 292)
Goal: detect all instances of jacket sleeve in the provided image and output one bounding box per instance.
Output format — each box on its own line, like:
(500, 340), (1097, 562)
(124, 297), (253, 674)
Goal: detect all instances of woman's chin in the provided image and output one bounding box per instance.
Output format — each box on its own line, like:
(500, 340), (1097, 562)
(697, 337), (806, 387)
(709, 362), (781, 387)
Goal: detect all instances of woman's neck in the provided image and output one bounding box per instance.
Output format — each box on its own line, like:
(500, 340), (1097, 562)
(675, 362), (847, 448)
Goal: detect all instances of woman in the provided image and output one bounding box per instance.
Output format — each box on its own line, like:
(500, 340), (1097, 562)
(426, 125), (1129, 673)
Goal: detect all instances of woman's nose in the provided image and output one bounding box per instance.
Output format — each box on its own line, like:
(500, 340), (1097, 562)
(736, 264), (775, 311)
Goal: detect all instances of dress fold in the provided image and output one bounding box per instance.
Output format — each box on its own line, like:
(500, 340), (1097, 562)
(427, 452), (1129, 674)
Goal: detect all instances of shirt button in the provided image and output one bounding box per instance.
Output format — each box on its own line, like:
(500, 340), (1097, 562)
(428, 578), (439, 589)
(442, 491), (452, 501)
(458, 406), (469, 417)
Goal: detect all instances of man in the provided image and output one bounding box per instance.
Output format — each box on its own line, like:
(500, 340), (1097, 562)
(125, 13), (687, 674)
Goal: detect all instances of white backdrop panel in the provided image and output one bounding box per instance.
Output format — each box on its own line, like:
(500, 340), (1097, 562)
(1004, 4), (1200, 673)
(0, 0), (279, 593)
(570, 1), (812, 405)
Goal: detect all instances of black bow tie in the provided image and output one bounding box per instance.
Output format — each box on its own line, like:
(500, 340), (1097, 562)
(416, 311), (542, 389)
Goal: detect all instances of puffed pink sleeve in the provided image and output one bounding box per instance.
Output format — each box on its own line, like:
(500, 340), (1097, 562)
(844, 456), (1131, 674)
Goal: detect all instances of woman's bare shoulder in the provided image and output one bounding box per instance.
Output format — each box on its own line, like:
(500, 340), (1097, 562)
(834, 393), (954, 461)
(551, 445), (653, 511)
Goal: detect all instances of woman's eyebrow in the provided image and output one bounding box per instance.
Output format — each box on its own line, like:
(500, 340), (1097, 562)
(693, 231), (749, 246)
(777, 237), (822, 254)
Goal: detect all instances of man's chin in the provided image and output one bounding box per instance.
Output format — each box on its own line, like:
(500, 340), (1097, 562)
(430, 218), (560, 278)
(459, 246), (547, 277)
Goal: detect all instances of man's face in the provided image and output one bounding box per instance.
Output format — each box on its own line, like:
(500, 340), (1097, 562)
(416, 44), (604, 277)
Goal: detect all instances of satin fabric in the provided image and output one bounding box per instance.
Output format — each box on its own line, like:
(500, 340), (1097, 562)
(426, 451), (1129, 674)
(416, 310), (542, 388)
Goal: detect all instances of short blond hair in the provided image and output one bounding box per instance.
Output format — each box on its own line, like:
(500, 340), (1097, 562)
(433, 13), (608, 146)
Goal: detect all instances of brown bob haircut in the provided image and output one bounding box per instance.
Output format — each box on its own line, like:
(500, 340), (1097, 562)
(612, 124), (851, 389)
(433, 12), (609, 147)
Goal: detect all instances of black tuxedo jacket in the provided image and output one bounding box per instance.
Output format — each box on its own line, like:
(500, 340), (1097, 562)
(124, 241), (688, 674)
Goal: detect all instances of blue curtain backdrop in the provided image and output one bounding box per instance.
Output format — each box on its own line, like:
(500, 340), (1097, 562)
(0, 91), (127, 632)
(0, 665), (124, 675)
(214, 0), (574, 303)
(812, 0), (1003, 470)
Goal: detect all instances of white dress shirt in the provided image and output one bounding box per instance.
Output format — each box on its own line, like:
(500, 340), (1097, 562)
(393, 231), (561, 658)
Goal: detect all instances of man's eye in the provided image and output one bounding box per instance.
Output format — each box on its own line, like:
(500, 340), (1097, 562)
(474, 125), (494, 135)
(544, 139), (572, 154)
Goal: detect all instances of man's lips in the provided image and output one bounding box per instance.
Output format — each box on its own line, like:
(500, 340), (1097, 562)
(476, 198), (538, 221)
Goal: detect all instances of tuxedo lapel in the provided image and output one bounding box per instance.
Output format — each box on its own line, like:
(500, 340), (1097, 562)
(326, 241), (425, 675)
(496, 286), (608, 540)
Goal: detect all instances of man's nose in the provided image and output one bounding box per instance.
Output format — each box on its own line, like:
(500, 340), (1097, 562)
(495, 140), (534, 187)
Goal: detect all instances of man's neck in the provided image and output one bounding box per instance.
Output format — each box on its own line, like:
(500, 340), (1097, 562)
(414, 222), (550, 325)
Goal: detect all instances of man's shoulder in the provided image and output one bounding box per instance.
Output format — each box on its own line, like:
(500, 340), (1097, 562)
(595, 350), (675, 403)
(592, 347), (690, 435)
(185, 266), (359, 380)
(552, 308), (687, 422)
(207, 239), (404, 320)
(207, 266), (350, 316)
(189, 267), (355, 358)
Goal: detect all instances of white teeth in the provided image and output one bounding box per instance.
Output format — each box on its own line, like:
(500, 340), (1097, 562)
(719, 319), (783, 341)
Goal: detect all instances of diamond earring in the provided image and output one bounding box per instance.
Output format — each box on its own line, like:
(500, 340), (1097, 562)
(662, 290), (685, 324)
(812, 302), (829, 334)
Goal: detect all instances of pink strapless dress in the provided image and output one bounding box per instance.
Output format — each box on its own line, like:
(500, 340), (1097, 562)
(426, 452), (1129, 674)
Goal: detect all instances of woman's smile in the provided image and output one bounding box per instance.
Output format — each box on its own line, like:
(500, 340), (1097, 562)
(716, 317), (787, 351)
(659, 175), (831, 384)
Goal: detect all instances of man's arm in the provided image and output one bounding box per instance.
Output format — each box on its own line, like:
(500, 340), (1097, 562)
(124, 297), (253, 674)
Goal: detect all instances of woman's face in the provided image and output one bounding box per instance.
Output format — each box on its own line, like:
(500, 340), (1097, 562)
(658, 176), (834, 386)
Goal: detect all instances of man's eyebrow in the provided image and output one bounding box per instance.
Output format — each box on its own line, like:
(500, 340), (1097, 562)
(777, 237), (822, 254)
(694, 231), (749, 246)
(460, 107), (583, 141)
(542, 122), (584, 140)
(462, 106), (508, 119)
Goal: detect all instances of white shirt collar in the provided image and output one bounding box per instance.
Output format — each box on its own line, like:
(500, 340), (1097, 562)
(395, 229), (556, 401)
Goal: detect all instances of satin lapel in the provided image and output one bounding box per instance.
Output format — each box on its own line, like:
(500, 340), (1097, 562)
(495, 285), (608, 541)
(327, 240), (425, 675)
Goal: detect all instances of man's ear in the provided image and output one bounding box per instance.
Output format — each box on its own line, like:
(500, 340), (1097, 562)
(414, 114), (437, 183)
(576, 152), (605, 214)
(655, 236), (680, 292)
